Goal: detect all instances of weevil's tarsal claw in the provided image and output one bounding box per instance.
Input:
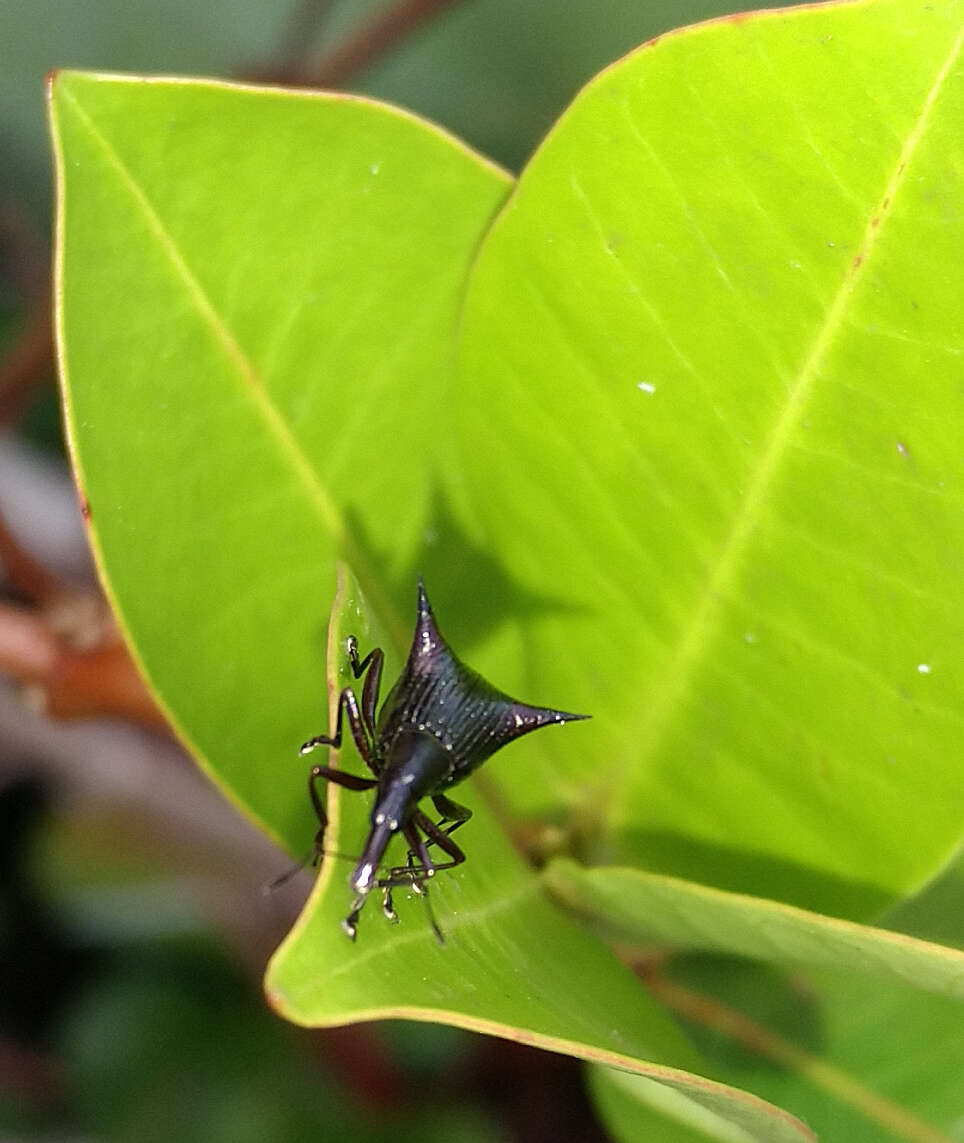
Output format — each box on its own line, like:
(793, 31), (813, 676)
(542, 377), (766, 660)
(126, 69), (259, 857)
(342, 898), (364, 941)
(382, 888), (399, 923)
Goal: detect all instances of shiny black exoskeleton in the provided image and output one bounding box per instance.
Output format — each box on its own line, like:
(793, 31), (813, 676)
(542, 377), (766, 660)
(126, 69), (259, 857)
(299, 579), (588, 941)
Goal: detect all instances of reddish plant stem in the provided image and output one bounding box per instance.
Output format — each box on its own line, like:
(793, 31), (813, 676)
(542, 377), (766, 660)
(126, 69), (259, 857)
(0, 511), (63, 604)
(295, 0), (464, 88)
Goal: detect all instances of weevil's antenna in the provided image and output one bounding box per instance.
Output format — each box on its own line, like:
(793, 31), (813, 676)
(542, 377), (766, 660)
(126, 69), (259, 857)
(419, 880), (445, 945)
(263, 846), (374, 895)
(264, 855), (312, 894)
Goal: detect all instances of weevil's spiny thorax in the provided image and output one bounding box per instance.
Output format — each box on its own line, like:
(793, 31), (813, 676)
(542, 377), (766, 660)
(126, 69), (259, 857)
(373, 582), (586, 790)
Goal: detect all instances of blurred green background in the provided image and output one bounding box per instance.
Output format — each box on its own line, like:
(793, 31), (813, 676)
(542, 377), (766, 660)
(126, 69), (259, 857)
(0, 2), (789, 1140)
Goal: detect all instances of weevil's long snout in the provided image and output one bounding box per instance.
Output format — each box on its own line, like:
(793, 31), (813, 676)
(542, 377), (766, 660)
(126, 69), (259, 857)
(349, 738), (446, 896)
(349, 819), (394, 895)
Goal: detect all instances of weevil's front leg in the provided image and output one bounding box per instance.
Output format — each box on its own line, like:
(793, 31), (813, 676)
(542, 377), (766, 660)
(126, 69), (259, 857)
(307, 761), (377, 858)
(378, 821), (434, 890)
(374, 821), (451, 944)
(268, 763), (377, 891)
(346, 637), (384, 740)
(392, 821), (445, 943)
(381, 812), (468, 886)
(299, 685), (376, 773)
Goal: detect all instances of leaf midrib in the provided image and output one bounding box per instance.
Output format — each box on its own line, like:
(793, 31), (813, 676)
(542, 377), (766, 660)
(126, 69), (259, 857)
(57, 80), (407, 649)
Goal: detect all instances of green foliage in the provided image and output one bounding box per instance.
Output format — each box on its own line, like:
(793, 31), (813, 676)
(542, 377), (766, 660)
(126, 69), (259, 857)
(456, 0), (964, 916)
(51, 0), (963, 1137)
(544, 859), (964, 999)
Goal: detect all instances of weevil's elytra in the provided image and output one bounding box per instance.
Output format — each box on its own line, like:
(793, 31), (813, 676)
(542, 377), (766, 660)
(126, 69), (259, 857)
(299, 579), (589, 942)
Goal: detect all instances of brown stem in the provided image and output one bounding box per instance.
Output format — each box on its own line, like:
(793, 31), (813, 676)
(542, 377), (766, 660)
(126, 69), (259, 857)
(275, 0), (337, 77)
(0, 509), (64, 603)
(295, 0), (464, 88)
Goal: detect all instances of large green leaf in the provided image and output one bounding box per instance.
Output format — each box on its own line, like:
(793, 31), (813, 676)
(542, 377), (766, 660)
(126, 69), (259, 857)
(266, 567), (816, 1143)
(51, 70), (511, 850)
(456, 0), (964, 917)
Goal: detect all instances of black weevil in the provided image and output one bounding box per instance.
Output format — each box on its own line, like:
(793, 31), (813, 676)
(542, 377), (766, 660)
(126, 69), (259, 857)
(300, 579), (588, 940)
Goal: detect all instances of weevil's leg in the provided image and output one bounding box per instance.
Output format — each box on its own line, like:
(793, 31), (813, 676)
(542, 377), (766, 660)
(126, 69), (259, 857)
(299, 686), (376, 773)
(307, 764), (377, 865)
(406, 818), (435, 877)
(399, 821), (444, 943)
(430, 794), (473, 837)
(347, 636), (382, 713)
(347, 635), (374, 677)
(372, 824), (444, 943)
(359, 649), (384, 736)
(378, 821), (433, 888)
(308, 764), (377, 806)
(382, 884), (399, 923)
(413, 810), (467, 872)
(381, 811), (468, 885)
(342, 896), (367, 941)
(268, 765), (377, 892)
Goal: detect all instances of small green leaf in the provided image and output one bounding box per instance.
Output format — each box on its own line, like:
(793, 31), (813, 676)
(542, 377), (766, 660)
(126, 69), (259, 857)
(544, 859), (964, 1001)
(456, 0), (964, 916)
(673, 960), (964, 1143)
(590, 1065), (791, 1143)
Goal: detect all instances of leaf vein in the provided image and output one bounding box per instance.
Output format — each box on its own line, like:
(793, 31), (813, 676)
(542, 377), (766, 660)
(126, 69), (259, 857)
(608, 22), (964, 816)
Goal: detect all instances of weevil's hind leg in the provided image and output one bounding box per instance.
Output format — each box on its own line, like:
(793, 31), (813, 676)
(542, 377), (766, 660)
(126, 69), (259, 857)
(299, 686), (377, 774)
(430, 794), (473, 839)
(412, 811), (468, 873)
(347, 638), (384, 741)
(307, 763), (377, 864)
